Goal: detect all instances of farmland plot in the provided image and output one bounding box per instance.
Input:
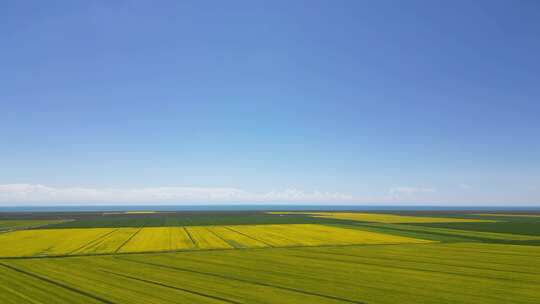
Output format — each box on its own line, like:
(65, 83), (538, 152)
(270, 212), (495, 223)
(76, 228), (140, 254)
(360, 223), (540, 241)
(0, 220), (66, 231)
(207, 226), (268, 248)
(1, 242), (539, 303)
(0, 224), (433, 257)
(0, 228), (116, 257)
(119, 227), (196, 253)
(185, 226), (233, 249)
(226, 224), (433, 247)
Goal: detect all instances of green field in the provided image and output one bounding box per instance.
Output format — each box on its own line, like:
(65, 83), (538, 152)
(409, 214), (540, 236)
(39, 212), (337, 228)
(0, 220), (66, 231)
(1, 210), (539, 303)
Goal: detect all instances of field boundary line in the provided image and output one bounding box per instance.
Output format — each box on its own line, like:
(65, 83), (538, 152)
(205, 227), (240, 248)
(116, 256), (366, 304)
(224, 226), (274, 247)
(0, 241), (444, 260)
(100, 269), (242, 304)
(0, 262), (116, 304)
(183, 227), (198, 248)
(114, 227), (143, 253)
(68, 228), (120, 255)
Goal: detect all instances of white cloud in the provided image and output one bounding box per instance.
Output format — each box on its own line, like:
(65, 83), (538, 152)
(0, 184), (355, 205)
(458, 183), (472, 190)
(387, 186), (436, 201)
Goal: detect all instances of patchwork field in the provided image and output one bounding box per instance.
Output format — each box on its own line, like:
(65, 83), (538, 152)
(1, 210), (539, 303)
(39, 212), (335, 229)
(357, 223), (540, 241)
(0, 224), (432, 257)
(271, 212), (496, 223)
(411, 214), (540, 236)
(474, 213), (540, 218)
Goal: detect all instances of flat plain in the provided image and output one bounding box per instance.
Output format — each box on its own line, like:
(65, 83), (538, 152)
(270, 211), (497, 223)
(0, 224), (431, 257)
(0, 219), (66, 231)
(1, 210), (539, 303)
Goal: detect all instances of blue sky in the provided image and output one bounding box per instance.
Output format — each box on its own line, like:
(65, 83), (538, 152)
(1, 1), (539, 205)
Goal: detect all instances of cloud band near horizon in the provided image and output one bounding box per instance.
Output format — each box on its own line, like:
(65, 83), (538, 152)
(2, 183), (536, 206)
(0, 184), (357, 204)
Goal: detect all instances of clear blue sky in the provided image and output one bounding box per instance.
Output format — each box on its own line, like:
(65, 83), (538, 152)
(1, 1), (539, 205)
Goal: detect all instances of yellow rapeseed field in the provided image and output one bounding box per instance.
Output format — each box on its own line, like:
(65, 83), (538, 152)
(226, 225), (299, 247)
(185, 226), (233, 249)
(169, 227), (197, 251)
(118, 227), (197, 253)
(228, 224), (433, 247)
(0, 224), (433, 257)
(270, 212), (495, 223)
(206, 226), (268, 248)
(0, 228), (116, 257)
(75, 228), (140, 254)
(119, 227), (170, 253)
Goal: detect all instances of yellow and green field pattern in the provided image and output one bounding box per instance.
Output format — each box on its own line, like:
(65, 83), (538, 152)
(0, 224), (432, 257)
(473, 213), (540, 218)
(270, 212), (496, 223)
(363, 222), (540, 241)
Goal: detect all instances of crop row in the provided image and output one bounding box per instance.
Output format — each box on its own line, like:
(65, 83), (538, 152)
(1, 242), (539, 303)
